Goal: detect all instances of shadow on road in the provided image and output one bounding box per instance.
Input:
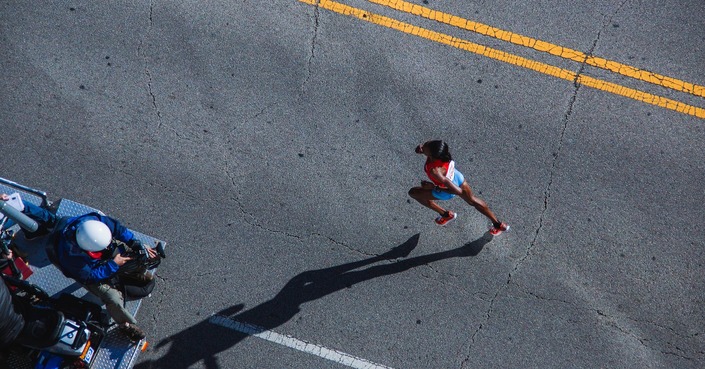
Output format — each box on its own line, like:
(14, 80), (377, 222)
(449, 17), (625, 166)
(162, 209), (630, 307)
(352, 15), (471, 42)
(136, 232), (493, 369)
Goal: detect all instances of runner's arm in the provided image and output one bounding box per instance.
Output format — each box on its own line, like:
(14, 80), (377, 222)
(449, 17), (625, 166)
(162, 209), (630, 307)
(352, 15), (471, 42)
(429, 167), (462, 195)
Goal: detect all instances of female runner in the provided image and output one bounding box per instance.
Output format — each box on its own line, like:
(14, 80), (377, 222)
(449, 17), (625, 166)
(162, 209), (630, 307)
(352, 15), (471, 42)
(408, 140), (509, 235)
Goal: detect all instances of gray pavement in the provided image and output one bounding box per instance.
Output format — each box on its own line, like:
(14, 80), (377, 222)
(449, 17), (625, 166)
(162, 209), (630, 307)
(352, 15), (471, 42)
(1, 1), (703, 368)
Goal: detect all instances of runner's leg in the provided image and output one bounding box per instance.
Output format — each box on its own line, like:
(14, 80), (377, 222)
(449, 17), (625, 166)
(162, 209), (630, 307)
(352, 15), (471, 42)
(458, 182), (500, 224)
(408, 187), (447, 215)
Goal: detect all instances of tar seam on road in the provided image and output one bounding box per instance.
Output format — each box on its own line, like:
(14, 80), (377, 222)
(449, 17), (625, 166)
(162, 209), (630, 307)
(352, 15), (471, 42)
(299, 0), (705, 119)
(210, 315), (395, 369)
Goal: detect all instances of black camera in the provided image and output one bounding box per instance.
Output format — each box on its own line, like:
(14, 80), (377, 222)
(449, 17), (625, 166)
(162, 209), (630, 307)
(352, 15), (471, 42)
(119, 240), (165, 274)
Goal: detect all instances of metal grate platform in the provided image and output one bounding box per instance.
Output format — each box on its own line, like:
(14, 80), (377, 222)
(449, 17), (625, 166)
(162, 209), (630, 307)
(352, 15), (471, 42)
(1, 183), (165, 369)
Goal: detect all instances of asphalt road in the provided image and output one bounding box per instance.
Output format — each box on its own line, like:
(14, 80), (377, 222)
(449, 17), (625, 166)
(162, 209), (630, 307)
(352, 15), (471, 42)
(1, 1), (703, 368)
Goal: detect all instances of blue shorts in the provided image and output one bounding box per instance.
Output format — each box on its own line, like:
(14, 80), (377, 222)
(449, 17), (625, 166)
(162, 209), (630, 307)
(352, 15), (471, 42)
(431, 170), (465, 200)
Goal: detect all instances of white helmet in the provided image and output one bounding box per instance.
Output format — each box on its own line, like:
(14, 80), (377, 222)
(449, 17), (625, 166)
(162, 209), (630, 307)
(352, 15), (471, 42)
(75, 220), (112, 252)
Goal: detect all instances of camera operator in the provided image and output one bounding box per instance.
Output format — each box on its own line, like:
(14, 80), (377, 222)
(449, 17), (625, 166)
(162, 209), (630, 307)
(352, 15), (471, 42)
(1, 194), (156, 342)
(57, 213), (158, 341)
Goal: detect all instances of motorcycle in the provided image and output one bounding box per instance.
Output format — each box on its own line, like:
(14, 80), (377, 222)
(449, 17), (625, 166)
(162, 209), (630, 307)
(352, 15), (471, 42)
(1, 273), (108, 369)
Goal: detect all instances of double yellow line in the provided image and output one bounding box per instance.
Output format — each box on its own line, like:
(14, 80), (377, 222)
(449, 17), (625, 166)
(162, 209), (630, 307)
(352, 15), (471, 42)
(299, 0), (705, 119)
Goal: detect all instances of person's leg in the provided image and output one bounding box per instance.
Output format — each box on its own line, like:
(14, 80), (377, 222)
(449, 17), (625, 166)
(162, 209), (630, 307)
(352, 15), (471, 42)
(409, 186), (458, 225)
(458, 182), (501, 224)
(84, 282), (136, 324)
(84, 282), (146, 341)
(408, 187), (447, 215)
(20, 202), (57, 238)
(21, 201), (57, 226)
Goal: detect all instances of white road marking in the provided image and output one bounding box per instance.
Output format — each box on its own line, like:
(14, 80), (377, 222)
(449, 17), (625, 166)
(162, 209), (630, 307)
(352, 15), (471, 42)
(209, 315), (395, 369)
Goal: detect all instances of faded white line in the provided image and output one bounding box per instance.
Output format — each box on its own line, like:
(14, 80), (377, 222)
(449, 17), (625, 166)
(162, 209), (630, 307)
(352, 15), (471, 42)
(209, 315), (395, 369)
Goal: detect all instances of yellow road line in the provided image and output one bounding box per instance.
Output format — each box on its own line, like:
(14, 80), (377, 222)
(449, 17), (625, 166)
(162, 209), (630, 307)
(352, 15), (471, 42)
(369, 0), (705, 99)
(299, 0), (705, 119)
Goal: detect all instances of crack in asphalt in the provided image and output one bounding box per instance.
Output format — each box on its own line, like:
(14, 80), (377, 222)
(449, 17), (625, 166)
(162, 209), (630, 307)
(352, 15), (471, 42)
(302, 0), (320, 92)
(142, 1), (197, 143)
(511, 270), (704, 361)
(144, 0), (161, 123)
(250, 101), (278, 120)
(460, 5), (635, 367)
(418, 271), (492, 302)
(146, 260), (169, 340)
(515, 284), (705, 361)
(221, 159), (389, 259)
(593, 310), (704, 362)
(510, 294), (704, 363)
(460, 68), (576, 369)
(597, 312), (703, 362)
(243, 1), (320, 121)
(227, 191), (405, 258)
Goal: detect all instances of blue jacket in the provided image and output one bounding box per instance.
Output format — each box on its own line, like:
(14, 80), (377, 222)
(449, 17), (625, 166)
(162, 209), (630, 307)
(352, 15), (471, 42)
(55, 212), (135, 285)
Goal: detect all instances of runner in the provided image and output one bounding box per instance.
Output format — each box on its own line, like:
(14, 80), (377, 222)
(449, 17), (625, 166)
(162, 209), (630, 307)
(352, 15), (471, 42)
(408, 140), (509, 235)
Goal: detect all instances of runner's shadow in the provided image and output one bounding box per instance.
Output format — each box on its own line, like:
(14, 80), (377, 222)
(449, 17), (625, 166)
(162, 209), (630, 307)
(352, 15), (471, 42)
(135, 232), (492, 369)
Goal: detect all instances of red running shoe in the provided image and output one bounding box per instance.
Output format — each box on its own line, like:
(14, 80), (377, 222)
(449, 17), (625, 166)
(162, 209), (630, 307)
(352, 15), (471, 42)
(435, 211), (457, 226)
(489, 222), (510, 236)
